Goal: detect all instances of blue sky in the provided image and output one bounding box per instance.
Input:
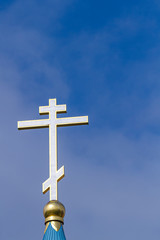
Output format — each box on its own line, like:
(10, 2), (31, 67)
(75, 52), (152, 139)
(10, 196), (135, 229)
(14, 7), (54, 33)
(0, 0), (160, 239)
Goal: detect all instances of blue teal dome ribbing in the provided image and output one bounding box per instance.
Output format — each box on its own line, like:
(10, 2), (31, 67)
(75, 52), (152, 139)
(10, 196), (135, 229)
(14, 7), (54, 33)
(43, 223), (66, 240)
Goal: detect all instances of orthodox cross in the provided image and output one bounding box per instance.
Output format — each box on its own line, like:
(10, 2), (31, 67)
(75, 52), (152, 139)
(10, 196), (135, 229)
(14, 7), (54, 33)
(17, 98), (88, 201)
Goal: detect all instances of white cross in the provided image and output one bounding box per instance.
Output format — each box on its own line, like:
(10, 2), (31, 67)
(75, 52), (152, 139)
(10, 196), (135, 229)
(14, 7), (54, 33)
(17, 98), (88, 200)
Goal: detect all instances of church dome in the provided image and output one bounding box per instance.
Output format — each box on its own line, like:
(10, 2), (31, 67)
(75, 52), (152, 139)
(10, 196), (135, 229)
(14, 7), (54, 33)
(43, 201), (66, 240)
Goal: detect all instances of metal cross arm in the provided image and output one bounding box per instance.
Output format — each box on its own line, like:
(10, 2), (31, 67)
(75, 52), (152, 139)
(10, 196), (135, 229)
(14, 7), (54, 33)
(56, 116), (88, 127)
(18, 119), (50, 130)
(39, 103), (67, 115)
(42, 165), (64, 194)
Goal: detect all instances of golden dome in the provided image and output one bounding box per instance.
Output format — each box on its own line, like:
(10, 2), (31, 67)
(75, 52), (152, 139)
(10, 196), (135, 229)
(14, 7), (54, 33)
(43, 200), (65, 224)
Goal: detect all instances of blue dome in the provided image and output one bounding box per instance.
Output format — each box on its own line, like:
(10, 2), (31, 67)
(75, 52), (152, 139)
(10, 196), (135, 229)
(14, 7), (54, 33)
(43, 223), (66, 240)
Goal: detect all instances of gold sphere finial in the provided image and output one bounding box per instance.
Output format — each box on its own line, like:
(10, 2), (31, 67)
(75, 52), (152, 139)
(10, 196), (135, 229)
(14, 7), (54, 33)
(43, 200), (65, 224)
